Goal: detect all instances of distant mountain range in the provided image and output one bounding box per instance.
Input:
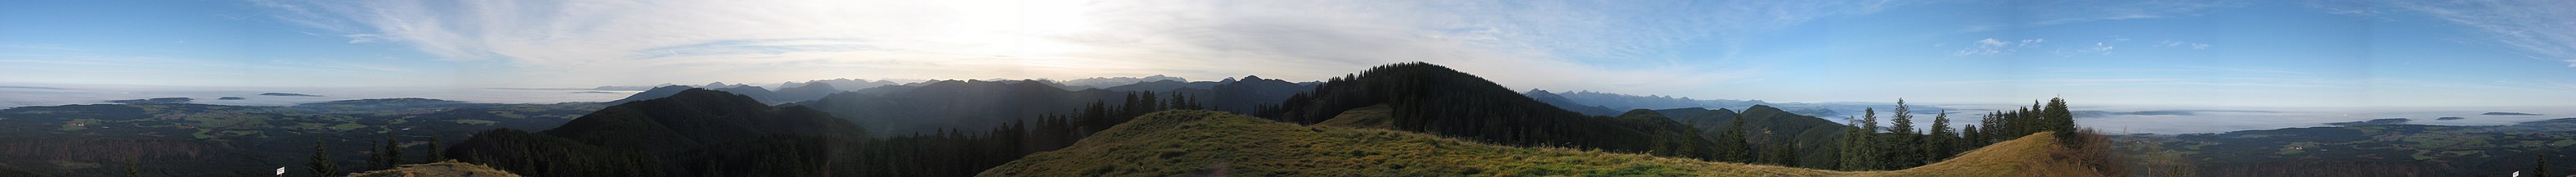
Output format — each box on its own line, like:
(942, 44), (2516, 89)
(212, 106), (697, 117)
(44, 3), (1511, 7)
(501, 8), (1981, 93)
(777, 79), (902, 92)
(1057, 75), (1187, 88)
(788, 75), (1313, 135)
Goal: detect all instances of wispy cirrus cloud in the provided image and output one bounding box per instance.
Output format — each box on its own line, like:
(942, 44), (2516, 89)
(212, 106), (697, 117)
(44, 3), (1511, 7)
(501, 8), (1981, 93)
(2158, 39), (2211, 50)
(2379, 0), (2576, 67)
(1954, 38), (2044, 57)
(2020, 0), (2246, 25)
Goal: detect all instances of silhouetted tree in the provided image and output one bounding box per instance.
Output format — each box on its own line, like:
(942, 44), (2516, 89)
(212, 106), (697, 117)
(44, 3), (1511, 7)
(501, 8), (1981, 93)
(426, 135), (443, 161)
(370, 134), (402, 170)
(307, 139), (334, 177)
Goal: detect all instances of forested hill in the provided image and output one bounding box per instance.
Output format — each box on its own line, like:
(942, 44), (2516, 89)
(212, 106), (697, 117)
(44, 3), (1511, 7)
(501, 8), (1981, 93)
(791, 79), (1129, 135)
(792, 77), (1314, 136)
(1259, 62), (1722, 160)
(444, 88), (866, 176)
(1657, 105), (1851, 167)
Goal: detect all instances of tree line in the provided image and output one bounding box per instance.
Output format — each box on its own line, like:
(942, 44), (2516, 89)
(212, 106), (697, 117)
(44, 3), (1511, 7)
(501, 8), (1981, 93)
(833, 91), (1205, 176)
(319, 91), (1205, 177)
(1826, 98), (2078, 171)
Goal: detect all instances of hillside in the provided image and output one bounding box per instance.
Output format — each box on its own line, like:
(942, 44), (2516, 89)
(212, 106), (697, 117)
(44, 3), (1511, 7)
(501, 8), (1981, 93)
(1160, 75), (1313, 114)
(0, 166), (35, 177)
(792, 79), (1131, 135)
(794, 78), (1311, 135)
(347, 160), (522, 177)
(1658, 105), (1852, 167)
(983, 111), (1836, 176)
(445, 88), (867, 176)
(1263, 62), (1721, 160)
(982, 110), (2103, 176)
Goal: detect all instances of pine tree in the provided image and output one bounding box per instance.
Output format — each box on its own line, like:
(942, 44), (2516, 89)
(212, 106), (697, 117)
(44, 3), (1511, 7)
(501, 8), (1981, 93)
(374, 134), (403, 170)
(366, 141), (385, 170)
(2044, 98), (2076, 144)
(1928, 111), (1955, 161)
(1960, 125), (1982, 152)
(307, 139), (336, 177)
(427, 135), (445, 161)
(1838, 116), (1866, 170)
(1760, 141), (1799, 166)
(1839, 107), (1885, 170)
(1887, 100), (1917, 167)
(1860, 107), (1883, 170)
(1717, 116), (1752, 162)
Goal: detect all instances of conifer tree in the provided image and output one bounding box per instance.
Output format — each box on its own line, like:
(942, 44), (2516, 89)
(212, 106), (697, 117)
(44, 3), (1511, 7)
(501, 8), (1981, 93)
(1717, 116), (1752, 162)
(1928, 111), (1955, 161)
(1961, 125), (1982, 152)
(1856, 108), (1885, 170)
(1838, 116), (1867, 170)
(427, 135), (444, 161)
(2044, 98), (2076, 144)
(366, 142), (385, 170)
(307, 139), (335, 177)
(1887, 101), (1917, 167)
(373, 134), (402, 170)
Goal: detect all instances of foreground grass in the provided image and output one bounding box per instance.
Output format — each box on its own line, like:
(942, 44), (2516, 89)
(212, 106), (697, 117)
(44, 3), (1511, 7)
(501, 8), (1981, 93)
(348, 160), (522, 177)
(987, 111), (2107, 176)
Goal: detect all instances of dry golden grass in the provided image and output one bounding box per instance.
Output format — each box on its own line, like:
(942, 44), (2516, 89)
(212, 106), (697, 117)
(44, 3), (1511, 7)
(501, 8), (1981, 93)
(1312, 104), (1396, 129)
(346, 160), (521, 177)
(1850, 132), (2107, 177)
(981, 110), (2112, 177)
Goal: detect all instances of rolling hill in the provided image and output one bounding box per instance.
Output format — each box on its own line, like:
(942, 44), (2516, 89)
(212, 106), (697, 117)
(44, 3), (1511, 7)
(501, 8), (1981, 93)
(790, 79), (1133, 135)
(981, 110), (2107, 176)
(792, 78), (1313, 135)
(346, 160), (522, 177)
(1658, 105), (1853, 167)
(444, 88), (866, 176)
(1263, 62), (1721, 160)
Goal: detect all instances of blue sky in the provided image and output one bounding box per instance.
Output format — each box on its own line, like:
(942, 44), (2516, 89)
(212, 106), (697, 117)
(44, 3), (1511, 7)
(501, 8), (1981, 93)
(2, 0), (2572, 107)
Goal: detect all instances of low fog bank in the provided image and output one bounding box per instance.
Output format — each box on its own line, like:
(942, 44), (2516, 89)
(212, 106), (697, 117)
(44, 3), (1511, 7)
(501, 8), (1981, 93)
(2063, 106), (2574, 134)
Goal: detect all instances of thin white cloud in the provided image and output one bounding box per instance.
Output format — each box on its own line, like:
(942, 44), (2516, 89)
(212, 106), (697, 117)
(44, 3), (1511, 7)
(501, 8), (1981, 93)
(2382, 0), (2576, 67)
(2159, 39), (2211, 50)
(247, 0), (1914, 94)
(2055, 39), (2125, 57)
(1954, 38), (2044, 57)
(2022, 0), (2246, 25)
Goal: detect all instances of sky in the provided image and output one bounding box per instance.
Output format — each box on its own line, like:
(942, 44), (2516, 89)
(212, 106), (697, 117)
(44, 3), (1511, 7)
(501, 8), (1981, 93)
(3, 0), (2574, 107)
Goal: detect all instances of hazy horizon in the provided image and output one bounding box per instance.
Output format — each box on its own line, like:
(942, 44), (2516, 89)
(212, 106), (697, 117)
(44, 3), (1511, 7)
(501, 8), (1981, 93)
(7, 1), (2575, 107)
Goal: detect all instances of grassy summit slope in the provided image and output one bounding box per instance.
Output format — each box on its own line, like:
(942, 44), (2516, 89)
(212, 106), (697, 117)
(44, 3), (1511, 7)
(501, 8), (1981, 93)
(1859, 132), (2105, 177)
(348, 160), (523, 177)
(985, 110), (2101, 176)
